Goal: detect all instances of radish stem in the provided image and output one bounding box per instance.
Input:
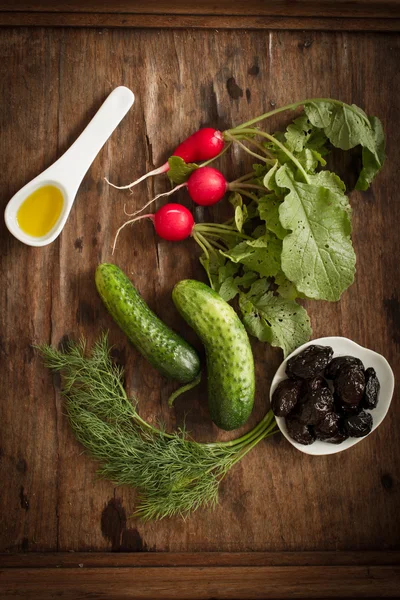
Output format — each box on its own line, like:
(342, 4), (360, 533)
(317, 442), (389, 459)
(226, 97), (372, 132)
(236, 128), (310, 183)
(229, 183), (267, 192)
(224, 131), (267, 163)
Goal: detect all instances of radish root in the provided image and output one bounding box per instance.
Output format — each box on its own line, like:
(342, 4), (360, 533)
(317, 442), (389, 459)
(105, 162), (170, 191)
(126, 183), (187, 217)
(112, 214), (155, 255)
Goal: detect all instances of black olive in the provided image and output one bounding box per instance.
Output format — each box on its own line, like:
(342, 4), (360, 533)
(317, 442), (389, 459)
(335, 365), (365, 405)
(292, 387), (334, 425)
(325, 355), (364, 379)
(286, 417), (315, 445)
(344, 410), (373, 437)
(361, 367), (380, 410)
(314, 412), (341, 440)
(271, 379), (304, 417)
(286, 345), (334, 379)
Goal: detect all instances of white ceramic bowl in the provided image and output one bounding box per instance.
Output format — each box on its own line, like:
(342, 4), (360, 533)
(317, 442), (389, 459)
(270, 337), (395, 456)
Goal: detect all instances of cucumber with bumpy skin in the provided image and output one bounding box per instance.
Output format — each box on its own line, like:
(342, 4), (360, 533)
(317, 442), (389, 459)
(172, 279), (255, 431)
(95, 264), (201, 383)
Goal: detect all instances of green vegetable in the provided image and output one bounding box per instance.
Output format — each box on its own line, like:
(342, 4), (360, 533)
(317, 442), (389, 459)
(355, 116), (385, 191)
(238, 279), (312, 358)
(95, 263), (200, 384)
(167, 156), (198, 184)
(172, 280), (255, 431)
(276, 165), (356, 301)
(191, 97), (384, 355)
(37, 335), (277, 521)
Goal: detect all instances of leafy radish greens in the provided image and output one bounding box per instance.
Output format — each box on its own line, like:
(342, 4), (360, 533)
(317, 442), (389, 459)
(194, 98), (385, 356)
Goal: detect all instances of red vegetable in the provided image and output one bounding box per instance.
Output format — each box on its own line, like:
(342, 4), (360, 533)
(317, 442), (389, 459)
(112, 203), (195, 253)
(106, 128), (224, 191)
(173, 128), (224, 163)
(153, 204), (195, 241)
(128, 166), (229, 217)
(186, 167), (227, 206)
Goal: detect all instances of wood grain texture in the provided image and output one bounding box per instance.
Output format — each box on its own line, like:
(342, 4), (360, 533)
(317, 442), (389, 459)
(2, 550), (400, 567)
(0, 26), (399, 567)
(1, 564), (400, 599)
(0, 13), (399, 31)
(2, 553), (400, 599)
(1, 0), (400, 18)
(1, 0), (400, 30)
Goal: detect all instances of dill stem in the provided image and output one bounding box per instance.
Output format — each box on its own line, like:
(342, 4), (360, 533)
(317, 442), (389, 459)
(204, 411), (275, 450)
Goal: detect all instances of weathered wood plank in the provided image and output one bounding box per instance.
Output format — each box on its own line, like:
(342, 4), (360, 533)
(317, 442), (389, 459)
(2, 551), (400, 567)
(0, 13), (399, 31)
(0, 27), (399, 558)
(1, 0), (399, 18)
(1, 564), (400, 599)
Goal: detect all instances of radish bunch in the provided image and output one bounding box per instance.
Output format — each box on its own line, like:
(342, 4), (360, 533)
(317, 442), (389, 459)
(108, 125), (270, 252)
(106, 128), (225, 190)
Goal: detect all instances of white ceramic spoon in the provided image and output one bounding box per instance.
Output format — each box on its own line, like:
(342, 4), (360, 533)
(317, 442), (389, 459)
(4, 86), (134, 247)
(270, 336), (395, 456)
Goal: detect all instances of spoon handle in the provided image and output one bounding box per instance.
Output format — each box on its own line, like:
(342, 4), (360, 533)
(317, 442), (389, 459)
(50, 86), (134, 197)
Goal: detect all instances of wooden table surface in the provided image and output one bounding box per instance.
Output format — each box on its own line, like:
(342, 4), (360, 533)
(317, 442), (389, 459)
(0, 5), (400, 598)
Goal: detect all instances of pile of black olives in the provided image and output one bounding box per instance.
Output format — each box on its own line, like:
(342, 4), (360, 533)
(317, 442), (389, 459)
(271, 345), (380, 446)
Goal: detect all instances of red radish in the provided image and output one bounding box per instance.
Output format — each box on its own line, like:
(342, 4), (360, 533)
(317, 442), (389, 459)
(106, 128), (225, 191)
(131, 166), (229, 216)
(187, 167), (227, 206)
(154, 204), (195, 241)
(112, 202), (253, 254)
(112, 203), (194, 253)
(173, 128), (224, 162)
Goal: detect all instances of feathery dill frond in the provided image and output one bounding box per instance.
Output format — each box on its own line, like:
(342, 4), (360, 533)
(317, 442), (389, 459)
(37, 335), (278, 521)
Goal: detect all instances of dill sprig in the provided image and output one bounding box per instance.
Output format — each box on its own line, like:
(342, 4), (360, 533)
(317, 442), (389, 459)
(37, 334), (278, 521)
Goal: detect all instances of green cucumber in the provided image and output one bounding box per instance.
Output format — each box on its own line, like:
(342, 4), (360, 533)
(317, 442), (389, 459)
(172, 279), (255, 431)
(95, 264), (201, 383)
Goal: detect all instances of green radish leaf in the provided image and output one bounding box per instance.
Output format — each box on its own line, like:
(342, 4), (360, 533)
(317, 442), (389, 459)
(304, 101), (385, 189)
(234, 271), (259, 289)
(284, 114), (312, 152)
(238, 279), (312, 357)
(303, 101), (333, 128)
(218, 269), (258, 302)
(257, 194), (287, 240)
(304, 101), (373, 149)
(309, 170), (346, 194)
(295, 148), (326, 172)
(218, 261), (240, 283)
(308, 171), (351, 215)
(252, 163), (271, 180)
(263, 160), (281, 192)
(305, 128), (329, 154)
(220, 231), (281, 279)
(276, 165), (356, 301)
(234, 205), (246, 232)
(219, 277), (239, 301)
(323, 104), (373, 150)
(274, 270), (305, 301)
(229, 191), (243, 208)
(168, 156), (198, 184)
(355, 116), (385, 191)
